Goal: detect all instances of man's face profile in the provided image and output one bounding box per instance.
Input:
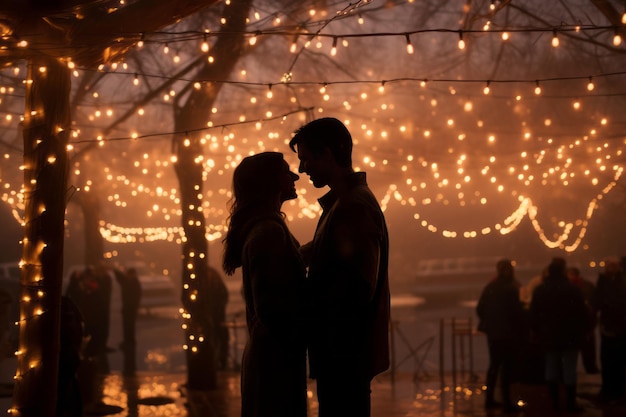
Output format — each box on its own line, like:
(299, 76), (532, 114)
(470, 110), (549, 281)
(296, 142), (332, 188)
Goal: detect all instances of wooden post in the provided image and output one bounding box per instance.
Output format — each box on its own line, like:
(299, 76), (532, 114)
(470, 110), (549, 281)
(439, 318), (445, 393)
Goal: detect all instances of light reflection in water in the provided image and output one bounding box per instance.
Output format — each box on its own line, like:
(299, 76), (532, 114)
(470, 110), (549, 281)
(99, 374), (185, 417)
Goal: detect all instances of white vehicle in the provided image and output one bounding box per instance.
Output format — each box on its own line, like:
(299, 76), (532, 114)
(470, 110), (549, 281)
(0, 262), (20, 282)
(413, 256), (540, 305)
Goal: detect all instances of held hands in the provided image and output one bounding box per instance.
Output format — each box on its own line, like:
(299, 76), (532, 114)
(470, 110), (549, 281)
(299, 241), (313, 267)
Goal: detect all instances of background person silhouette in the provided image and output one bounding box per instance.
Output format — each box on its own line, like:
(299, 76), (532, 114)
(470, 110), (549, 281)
(594, 257), (626, 403)
(530, 257), (588, 413)
(476, 258), (524, 412)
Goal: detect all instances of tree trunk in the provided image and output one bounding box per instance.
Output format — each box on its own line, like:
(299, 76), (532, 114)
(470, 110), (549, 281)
(174, 132), (219, 389)
(173, 0), (252, 390)
(12, 57), (70, 417)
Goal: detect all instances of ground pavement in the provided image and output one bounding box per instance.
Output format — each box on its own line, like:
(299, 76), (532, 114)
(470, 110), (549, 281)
(0, 298), (623, 416)
(1, 365), (622, 417)
(171, 370), (626, 417)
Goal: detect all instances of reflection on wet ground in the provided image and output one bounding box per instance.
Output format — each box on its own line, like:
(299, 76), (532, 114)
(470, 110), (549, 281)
(69, 369), (626, 417)
(1, 299), (626, 416)
(87, 373), (186, 417)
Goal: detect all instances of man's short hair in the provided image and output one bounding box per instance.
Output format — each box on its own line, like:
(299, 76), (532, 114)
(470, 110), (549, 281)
(548, 257), (567, 277)
(496, 258), (513, 276)
(289, 117), (352, 168)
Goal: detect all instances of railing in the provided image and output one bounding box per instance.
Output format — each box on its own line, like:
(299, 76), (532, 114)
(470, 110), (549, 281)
(439, 317), (479, 392)
(388, 319), (434, 385)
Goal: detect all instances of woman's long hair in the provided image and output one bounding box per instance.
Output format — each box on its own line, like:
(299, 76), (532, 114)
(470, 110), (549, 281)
(222, 152), (286, 275)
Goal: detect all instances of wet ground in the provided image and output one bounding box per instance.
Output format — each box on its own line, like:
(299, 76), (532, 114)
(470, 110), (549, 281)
(1, 363), (622, 416)
(0, 285), (624, 416)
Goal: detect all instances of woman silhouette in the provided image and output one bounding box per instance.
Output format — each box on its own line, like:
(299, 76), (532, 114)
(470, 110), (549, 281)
(223, 152), (308, 417)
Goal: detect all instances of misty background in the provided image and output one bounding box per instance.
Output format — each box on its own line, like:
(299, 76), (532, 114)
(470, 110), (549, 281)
(1, 0), (625, 298)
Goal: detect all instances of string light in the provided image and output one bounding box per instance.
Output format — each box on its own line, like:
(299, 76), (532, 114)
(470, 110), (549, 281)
(458, 31), (466, 50)
(289, 34), (298, 53)
(405, 34), (414, 54)
(5, 23), (623, 64)
(613, 32), (622, 47)
(6, 90), (608, 255)
(551, 30), (559, 47)
(67, 66), (626, 98)
(330, 37), (338, 56)
(380, 164), (624, 252)
(201, 34), (209, 52)
(248, 32), (258, 46)
(534, 81), (542, 95)
(0, 3), (624, 283)
(586, 77), (595, 91)
(24, 19), (626, 46)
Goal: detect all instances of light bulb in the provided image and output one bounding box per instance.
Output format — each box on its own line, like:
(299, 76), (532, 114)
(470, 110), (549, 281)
(405, 34), (414, 54)
(613, 34), (622, 46)
(551, 31), (559, 47)
(331, 37), (337, 56)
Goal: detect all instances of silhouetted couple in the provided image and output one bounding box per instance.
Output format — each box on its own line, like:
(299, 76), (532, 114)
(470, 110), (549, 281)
(222, 118), (391, 417)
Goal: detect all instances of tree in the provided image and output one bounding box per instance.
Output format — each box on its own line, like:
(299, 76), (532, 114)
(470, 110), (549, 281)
(171, 0), (254, 389)
(0, 1), (219, 415)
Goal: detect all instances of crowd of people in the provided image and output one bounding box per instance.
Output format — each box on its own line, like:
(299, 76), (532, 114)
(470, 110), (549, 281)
(476, 256), (626, 413)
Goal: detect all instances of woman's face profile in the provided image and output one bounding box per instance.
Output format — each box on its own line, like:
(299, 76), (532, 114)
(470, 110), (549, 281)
(279, 159), (299, 203)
